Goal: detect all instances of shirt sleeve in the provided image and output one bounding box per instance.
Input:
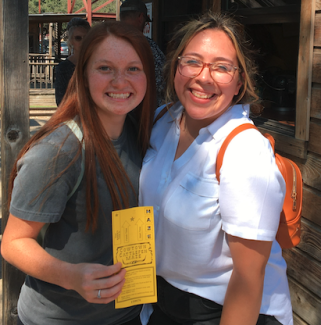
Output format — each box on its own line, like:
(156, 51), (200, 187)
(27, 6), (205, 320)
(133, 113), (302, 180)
(10, 140), (79, 223)
(219, 129), (286, 241)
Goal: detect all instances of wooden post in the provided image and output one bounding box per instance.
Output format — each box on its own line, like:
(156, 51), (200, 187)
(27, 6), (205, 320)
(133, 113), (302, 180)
(49, 22), (53, 57)
(87, 0), (92, 25)
(295, 0), (315, 141)
(116, 0), (120, 21)
(0, 0), (29, 324)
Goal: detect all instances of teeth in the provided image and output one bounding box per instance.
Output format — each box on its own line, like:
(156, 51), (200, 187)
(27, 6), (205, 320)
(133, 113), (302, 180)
(191, 90), (213, 99)
(108, 93), (130, 99)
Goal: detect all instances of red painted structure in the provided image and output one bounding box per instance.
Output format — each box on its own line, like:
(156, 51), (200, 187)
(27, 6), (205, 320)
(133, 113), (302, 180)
(37, 0), (119, 25)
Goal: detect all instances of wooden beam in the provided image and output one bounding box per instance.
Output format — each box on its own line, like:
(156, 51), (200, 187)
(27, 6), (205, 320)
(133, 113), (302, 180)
(212, 0), (221, 12)
(311, 86), (321, 119)
(302, 186), (321, 227)
(308, 122), (321, 155)
(283, 248), (321, 298)
(288, 277), (321, 325)
(297, 152), (321, 191)
(116, 0), (120, 21)
(297, 218), (321, 262)
(295, 0), (315, 140)
(87, 0), (92, 25)
(0, 0), (29, 324)
(93, 0), (114, 13)
(312, 51), (321, 83)
(256, 125), (307, 159)
(314, 14), (321, 46)
(293, 313), (309, 325)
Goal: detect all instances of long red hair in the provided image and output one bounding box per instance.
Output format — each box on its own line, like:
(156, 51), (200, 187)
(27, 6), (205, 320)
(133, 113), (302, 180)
(8, 21), (156, 231)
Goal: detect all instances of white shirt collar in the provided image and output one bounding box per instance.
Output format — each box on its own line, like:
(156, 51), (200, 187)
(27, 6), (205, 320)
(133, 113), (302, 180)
(168, 101), (251, 141)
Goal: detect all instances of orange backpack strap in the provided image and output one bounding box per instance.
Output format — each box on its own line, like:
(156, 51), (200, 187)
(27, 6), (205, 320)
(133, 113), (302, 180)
(216, 123), (259, 183)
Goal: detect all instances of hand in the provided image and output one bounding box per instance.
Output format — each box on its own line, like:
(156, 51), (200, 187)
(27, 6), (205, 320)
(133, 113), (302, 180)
(68, 262), (126, 304)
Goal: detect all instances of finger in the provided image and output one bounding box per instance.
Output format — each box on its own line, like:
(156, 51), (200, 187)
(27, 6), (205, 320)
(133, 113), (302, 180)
(95, 278), (125, 302)
(93, 262), (123, 279)
(95, 289), (122, 305)
(95, 268), (126, 291)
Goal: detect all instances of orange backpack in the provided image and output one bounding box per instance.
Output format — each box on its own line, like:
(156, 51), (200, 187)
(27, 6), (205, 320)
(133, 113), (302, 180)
(216, 123), (302, 249)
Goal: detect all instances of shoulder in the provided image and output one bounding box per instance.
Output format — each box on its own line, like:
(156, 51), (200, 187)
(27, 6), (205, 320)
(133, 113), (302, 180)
(149, 102), (182, 150)
(27, 122), (81, 162)
(56, 59), (75, 73)
(222, 125), (273, 174)
(57, 59), (75, 68)
(214, 110), (278, 185)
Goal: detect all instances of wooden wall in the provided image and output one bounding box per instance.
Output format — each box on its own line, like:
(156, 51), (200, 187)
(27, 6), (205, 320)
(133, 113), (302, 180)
(282, 1), (321, 323)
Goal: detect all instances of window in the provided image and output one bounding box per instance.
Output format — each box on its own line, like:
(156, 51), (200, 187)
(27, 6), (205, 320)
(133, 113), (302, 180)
(222, 0), (314, 158)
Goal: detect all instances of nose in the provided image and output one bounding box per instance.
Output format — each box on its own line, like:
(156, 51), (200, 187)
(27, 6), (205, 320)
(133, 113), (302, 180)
(196, 64), (214, 84)
(111, 70), (128, 87)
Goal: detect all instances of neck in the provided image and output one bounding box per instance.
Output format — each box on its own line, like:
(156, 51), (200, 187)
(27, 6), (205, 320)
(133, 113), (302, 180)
(98, 112), (127, 141)
(182, 109), (220, 137)
(181, 111), (201, 139)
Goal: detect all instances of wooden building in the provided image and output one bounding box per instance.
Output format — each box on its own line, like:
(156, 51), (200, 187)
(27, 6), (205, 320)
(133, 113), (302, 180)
(146, 0), (320, 324)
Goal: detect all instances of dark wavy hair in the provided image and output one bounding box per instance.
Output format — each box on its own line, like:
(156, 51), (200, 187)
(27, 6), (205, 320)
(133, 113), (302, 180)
(164, 11), (261, 114)
(9, 21), (156, 231)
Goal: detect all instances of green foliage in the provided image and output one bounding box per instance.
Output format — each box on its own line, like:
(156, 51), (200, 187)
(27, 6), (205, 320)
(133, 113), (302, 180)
(29, 0), (116, 14)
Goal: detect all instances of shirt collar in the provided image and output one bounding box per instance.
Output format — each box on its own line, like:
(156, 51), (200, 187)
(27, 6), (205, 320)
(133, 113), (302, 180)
(168, 101), (250, 141)
(206, 103), (250, 141)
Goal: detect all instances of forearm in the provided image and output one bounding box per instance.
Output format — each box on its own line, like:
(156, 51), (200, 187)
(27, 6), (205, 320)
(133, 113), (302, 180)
(2, 235), (74, 290)
(2, 214), (126, 304)
(220, 268), (264, 325)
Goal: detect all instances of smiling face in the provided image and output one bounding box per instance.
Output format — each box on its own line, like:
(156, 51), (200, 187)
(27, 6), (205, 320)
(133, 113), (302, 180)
(86, 35), (147, 123)
(174, 28), (242, 125)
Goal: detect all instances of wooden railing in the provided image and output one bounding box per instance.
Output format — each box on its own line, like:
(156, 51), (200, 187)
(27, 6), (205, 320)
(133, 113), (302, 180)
(29, 54), (58, 89)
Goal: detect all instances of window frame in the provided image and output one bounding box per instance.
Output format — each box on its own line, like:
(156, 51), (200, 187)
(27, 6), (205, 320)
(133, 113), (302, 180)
(214, 0), (315, 159)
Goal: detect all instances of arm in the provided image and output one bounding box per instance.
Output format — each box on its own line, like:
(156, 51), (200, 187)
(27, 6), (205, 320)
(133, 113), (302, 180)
(220, 235), (272, 325)
(1, 214), (126, 304)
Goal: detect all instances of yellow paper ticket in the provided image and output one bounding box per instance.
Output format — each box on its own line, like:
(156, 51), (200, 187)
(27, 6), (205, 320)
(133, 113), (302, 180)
(112, 206), (157, 308)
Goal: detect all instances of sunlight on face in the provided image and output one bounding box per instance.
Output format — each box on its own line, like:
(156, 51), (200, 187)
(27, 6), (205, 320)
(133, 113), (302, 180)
(174, 29), (242, 125)
(86, 35), (147, 122)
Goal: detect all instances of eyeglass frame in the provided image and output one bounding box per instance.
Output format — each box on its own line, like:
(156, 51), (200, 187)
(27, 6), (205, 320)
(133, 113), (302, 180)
(177, 56), (241, 84)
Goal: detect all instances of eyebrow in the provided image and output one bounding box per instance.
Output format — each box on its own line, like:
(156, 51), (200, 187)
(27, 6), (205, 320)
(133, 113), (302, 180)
(94, 59), (143, 65)
(183, 52), (235, 64)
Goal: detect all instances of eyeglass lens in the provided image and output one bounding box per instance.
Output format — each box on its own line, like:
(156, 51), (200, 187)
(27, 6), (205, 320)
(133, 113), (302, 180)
(178, 57), (236, 84)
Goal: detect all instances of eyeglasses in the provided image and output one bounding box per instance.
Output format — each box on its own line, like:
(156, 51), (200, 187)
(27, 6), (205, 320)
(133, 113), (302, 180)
(177, 56), (240, 84)
(74, 35), (84, 42)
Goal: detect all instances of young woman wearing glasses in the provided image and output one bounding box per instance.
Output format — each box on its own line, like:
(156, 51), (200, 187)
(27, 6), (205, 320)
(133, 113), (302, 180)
(139, 12), (293, 325)
(55, 18), (91, 106)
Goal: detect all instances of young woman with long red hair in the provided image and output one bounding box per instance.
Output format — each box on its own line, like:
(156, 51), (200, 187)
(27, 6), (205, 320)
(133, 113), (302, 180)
(1, 20), (156, 325)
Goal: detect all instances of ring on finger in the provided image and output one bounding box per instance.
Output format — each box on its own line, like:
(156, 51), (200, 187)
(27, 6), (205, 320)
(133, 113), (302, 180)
(97, 289), (101, 299)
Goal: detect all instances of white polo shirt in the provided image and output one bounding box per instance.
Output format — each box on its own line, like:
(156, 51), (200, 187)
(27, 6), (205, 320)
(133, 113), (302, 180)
(139, 102), (293, 325)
